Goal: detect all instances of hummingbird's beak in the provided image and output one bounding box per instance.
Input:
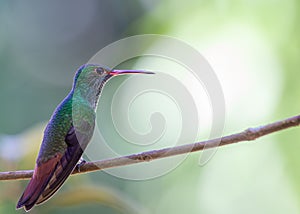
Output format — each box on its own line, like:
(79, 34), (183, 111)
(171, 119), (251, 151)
(109, 70), (155, 76)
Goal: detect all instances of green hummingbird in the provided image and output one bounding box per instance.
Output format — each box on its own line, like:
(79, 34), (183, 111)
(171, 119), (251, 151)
(16, 64), (154, 211)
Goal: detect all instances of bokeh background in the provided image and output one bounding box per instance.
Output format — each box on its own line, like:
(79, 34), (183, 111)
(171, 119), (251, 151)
(0, 0), (299, 213)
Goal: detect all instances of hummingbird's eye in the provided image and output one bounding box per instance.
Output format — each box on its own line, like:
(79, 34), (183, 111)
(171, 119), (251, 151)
(95, 67), (105, 75)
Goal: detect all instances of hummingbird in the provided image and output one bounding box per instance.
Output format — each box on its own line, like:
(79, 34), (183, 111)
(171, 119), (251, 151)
(16, 64), (154, 211)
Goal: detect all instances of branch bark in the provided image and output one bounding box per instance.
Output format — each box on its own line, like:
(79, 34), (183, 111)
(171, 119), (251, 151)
(1, 114), (300, 181)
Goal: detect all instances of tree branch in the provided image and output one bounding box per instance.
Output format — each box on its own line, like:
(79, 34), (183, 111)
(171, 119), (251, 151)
(1, 114), (300, 181)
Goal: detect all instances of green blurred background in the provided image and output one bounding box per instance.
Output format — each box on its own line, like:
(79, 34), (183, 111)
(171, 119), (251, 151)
(0, 0), (299, 213)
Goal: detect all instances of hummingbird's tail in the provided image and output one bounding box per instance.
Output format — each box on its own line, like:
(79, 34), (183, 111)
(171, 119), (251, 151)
(16, 154), (63, 211)
(16, 130), (84, 211)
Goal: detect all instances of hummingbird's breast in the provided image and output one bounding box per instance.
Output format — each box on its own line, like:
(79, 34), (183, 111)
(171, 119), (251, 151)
(37, 92), (96, 163)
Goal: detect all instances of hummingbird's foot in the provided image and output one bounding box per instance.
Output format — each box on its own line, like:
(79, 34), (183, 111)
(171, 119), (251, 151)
(76, 158), (86, 172)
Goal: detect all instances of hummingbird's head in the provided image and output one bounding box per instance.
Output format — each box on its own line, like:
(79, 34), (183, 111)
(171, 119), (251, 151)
(72, 64), (154, 107)
(73, 64), (109, 88)
(73, 64), (154, 87)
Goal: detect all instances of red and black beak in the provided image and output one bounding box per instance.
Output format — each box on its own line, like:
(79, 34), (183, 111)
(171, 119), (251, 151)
(109, 70), (155, 76)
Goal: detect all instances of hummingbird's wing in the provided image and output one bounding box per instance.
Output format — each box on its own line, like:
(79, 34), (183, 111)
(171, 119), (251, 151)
(17, 123), (91, 211)
(36, 125), (86, 205)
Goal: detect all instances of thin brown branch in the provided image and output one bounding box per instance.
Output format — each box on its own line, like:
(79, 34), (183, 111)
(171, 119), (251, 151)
(1, 114), (300, 181)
